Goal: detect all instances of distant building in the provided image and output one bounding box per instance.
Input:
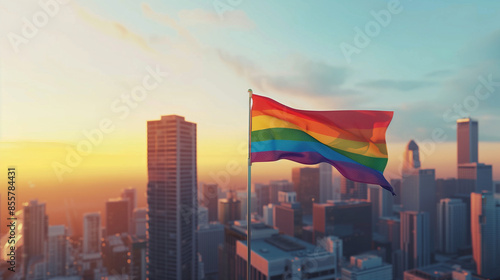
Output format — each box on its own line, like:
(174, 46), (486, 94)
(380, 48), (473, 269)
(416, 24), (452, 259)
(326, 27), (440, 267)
(121, 188), (137, 234)
(254, 183), (270, 216)
(106, 198), (130, 236)
(457, 163), (493, 193)
(23, 200), (48, 269)
(457, 118), (478, 165)
(437, 198), (466, 254)
(341, 177), (368, 200)
(368, 185), (394, 232)
(236, 234), (337, 279)
(132, 208), (147, 238)
(378, 216), (401, 253)
(198, 223), (224, 280)
(268, 180), (294, 204)
(83, 212), (101, 254)
(127, 236), (147, 280)
(198, 205), (209, 228)
(319, 162), (333, 203)
(218, 194), (241, 225)
(341, 254), (392, 280)
(262, 203), (274, 226)
(202, 183), (219, 222)
(400, 211), (430, 272)
(293, 167), (320, 215)
(318, 236), (343, 280)
(46, 225), (67, 278)
(273, 192), (303, 238)
(313, 200), (372, 257)
(103, 234), (129, 276)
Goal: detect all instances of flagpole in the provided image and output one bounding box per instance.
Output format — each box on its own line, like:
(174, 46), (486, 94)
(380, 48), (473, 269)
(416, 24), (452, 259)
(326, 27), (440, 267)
(247, 88), (253, 280)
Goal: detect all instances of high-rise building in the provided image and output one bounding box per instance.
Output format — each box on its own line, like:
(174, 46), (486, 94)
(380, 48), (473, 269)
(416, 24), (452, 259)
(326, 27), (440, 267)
(457, 118), (478, 165)
(23, 200), (48, 262)
(400, 211), (430, 272)
(313, 200), (372, 257)
(106, 198), (129, 236)
(292, 167), (320, 215)
(218, 195), (241, 225)
(341, 177), (368, 200)
(83, 212), (101, 254)
(133, 208), (147, 238)
(457, 163), (493, 193)
(253, 183), (270, 216)
(378, 216), (400, 252)
(273, 192), (303, 238)
(471, 191), (500, 278)
(318, 236), (343, 280)
(435, 178), (458, 201)
(368, 185), (394, 232)
(147, 115), (197, 280)
(268, 180), (294, 204)
(46, 225), (67, 278)
(235, 234), (336, 279)
(198, 205), (209, 228)
(237, 191), (257, 219)
(201, 183), (218, 222)
(197, 223), (224, 280)
(127, 235), (147, 280)
(436, 198), (466, 254)
(341, 254), (393, 280)
(319, 162), (333, 203)
(121, 188), (137, 234)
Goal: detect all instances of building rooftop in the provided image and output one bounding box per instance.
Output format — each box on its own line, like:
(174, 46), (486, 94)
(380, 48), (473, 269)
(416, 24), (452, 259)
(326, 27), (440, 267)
(238, 234), (329, 262)
(406, 263), (456, 278)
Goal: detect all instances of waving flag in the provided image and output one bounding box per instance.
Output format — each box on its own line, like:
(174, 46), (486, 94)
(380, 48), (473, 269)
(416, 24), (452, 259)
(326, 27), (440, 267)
(251, 94), (395, 195)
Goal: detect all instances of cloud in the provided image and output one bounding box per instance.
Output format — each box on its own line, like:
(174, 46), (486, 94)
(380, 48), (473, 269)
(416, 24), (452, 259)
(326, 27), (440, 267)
(425, 69), (453, 78)
(357, 79), (436, 91)
(218, 50), (351, 99)
(178, 9), (255, 29)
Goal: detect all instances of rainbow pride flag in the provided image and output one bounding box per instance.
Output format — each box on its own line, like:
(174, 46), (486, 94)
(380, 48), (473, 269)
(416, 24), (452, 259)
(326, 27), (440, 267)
(251, 94), (395, 195)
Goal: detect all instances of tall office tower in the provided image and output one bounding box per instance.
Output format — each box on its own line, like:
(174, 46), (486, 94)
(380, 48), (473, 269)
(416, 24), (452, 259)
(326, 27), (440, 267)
(437, 199), (466, 254)
(273, 191), (303, 238)
(457, 163), (493, 193)
(268, 180), (294, 204)
(235, 234), (336, 279)
(457, 118), (478, 164)
(378, 216), (400, 252)
(435, 178), (458, 201)
(471, 191), (499, 278)
(253, 183), (270, 216)
(147, 115), (198, 280)
(368, 185), (394, 232)
(121, 188), (137, 234)
(292, 167), (320, 214)
(400, 211), (430, 272)
(319, 162), (333, 203)
(318, 236), (343, 280)
(23, 200), (48, 262)
(201, 183), (218, 222)
(106, 198), (129, 236)
(133, 208), (147, 238)
(340, 177), (368, 200)
(46, 225), (67, 278)
(313, 200), (372, 257)
(218, 195), (241, 225)
(341, 254), (393, 280)
(198, 206), (209, 228)
(197, 223), (224, 280)
(262, 203), (274, 226)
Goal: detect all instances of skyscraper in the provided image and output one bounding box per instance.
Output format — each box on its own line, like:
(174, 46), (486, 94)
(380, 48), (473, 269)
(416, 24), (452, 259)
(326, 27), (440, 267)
(471, 191), (499, 278)
(273, 191), (303, 238)
(253, 183), (269, 216)
(133, 208), (147, 238)
(147, 115), (197, 280)
(319, 162), (333, 203)
(368, 185), (394, 232)
(268, 180), (294, 204)
(457, 118), (478, 165)
(313, 200), (372, 257)
(201, 183), (218, 222)
(121, 188), (137, 233)
(218, 195), (241, 225)
(197, 223), (224, 280)
(400, 211), (430, 272)
(46, 225), (67, 278)
(23, 200), (48, 262)
(436, 198), (466, 254)
(106, 198), (129, 236)
(340, 177), (368, 200)
(292, 167), (320, 214)
(457, 163), (493, 193)
(83, 212), (101, 255)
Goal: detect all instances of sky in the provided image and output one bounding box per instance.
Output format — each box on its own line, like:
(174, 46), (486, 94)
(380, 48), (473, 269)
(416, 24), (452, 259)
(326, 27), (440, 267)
(1, 0), (500, 231)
